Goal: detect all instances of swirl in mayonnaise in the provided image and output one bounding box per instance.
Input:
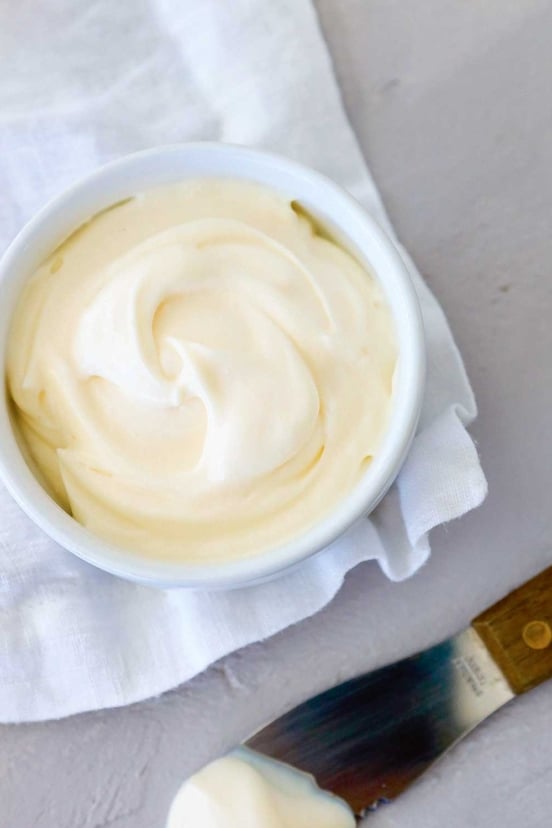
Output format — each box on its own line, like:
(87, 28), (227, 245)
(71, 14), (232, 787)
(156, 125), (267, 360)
(7, 179), (396, 561)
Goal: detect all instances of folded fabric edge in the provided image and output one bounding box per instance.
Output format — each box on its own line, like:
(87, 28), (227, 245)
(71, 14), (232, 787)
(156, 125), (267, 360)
(0, 525), (378, 724)
(373, 408), (487, 583)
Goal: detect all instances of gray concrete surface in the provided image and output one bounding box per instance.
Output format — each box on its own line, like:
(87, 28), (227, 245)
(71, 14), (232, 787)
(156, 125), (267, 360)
(2, 1), (552, 825)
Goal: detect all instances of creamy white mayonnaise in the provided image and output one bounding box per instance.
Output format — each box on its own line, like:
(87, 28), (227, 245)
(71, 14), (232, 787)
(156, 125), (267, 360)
(166, 750), (355, 828)
(7, 179), (396, 561)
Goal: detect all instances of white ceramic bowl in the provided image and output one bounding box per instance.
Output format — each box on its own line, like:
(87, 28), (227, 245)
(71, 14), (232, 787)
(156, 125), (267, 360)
(0, 144), (425, 589)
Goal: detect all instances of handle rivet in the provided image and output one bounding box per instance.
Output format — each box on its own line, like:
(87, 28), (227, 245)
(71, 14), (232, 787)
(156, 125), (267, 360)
(522, 620), (552, 650)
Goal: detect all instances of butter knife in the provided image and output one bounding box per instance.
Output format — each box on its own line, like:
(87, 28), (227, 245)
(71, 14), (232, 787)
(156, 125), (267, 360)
(246, 565), (552, 818)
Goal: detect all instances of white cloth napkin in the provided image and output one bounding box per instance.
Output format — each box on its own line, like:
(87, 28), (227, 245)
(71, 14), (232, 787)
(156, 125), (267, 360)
(0, 0), (487, 723)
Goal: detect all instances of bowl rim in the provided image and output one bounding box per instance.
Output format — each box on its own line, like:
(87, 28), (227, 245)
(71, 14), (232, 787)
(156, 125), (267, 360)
(0, 142), (425, 589)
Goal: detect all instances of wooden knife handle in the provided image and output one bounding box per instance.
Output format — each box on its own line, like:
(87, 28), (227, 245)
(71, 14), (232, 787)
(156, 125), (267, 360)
(472, 566), (552, 694)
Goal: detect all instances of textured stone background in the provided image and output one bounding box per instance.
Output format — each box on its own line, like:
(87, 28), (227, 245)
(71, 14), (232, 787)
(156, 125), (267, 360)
(2, 1), (552, 825)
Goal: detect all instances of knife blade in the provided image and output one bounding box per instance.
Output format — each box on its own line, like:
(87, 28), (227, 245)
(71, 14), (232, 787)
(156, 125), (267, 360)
(246, 565), (552, 817)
